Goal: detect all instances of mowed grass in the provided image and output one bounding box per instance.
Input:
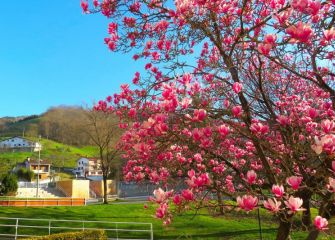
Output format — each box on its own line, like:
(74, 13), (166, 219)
(0, 203), (334, 239)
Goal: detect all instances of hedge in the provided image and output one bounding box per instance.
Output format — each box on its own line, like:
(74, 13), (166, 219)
(21, 230), (107, 240)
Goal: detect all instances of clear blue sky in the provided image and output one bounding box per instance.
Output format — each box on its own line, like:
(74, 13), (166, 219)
(0, 1), (142, 117)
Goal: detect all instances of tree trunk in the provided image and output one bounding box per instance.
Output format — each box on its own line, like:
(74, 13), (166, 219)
(103, 175), (108, 204)
(217, 191), (225, 215)
(301, 199), (312, 230)
(276, 217), (292, 240)
(306, 229), (319, 240)
(299, 190), (312, 230)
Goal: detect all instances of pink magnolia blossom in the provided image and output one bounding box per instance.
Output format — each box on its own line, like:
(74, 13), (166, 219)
(312, 135), (335, 155)
(284, 196), (304, 214)
(314, 216), (328, 230)
(258, 43), (272, 55)
(264, 34), (277, 45)
(232, 82), (243, 94)
(180, 97), (192, 109)
(291, 0), (309, 11)
(329, 177), (335, 192)
(287, 176), (303, 190)
(324, 28), (335, 42)
(246, 170), (257, 185)
(321, 119), (335, 134)
(93, 0), (99, 7)
(181, 189), (194, 201)
(173, 194), (182, 205)
(156, 203), (168, 219)
(232, 106), (242, 117)
(272, 185), (284, 198)
(286, 22), (313, 43)
(332, 161), (335, 172)
(276, 115), (291, 126)
(250, 122), (269, 135)
(237, 195), (258, 212)
(80, 0), (89, 13)
(308, 108), (318, 119)
(263, 198), (281, 212)
(218, 124), (229, 137)
(193, 109), (207, 121)
(153, 188), (171, 203)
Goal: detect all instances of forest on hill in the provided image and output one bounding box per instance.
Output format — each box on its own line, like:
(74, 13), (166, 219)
(0, 106), (94, 146)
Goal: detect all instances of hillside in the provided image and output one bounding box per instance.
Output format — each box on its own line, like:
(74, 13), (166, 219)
(0, 116), (40, 137)
(0, 107), (92, 146)
(0, 138), (98, 176)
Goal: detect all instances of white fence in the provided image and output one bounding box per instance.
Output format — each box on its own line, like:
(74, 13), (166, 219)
(0, 217), (153, 240)
(18, 182), (49, 188)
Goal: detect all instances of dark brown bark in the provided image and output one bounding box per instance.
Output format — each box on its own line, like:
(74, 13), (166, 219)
(306, 229), (319, 240)
(103, 175), (108, 204)
(297, 190), (312, 230)
(276, 217), (292, 240)
(217, 191), (225, 215)
(301, 199), (312, 230)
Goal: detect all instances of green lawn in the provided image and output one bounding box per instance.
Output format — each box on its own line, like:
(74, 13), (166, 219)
(0, 203), (333, 239)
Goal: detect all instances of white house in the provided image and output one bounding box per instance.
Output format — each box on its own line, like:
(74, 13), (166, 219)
(0, 137), (42, 152)
(74, 157), (103, 178)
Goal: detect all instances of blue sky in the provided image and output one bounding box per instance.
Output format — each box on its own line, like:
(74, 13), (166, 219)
(0, 1), (142, 117)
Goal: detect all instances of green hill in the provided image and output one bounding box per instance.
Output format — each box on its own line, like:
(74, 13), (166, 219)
(0, 138), (98, 176)
(0, 115), (40, 137)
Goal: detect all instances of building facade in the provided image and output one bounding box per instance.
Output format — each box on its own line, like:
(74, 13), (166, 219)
(24, 158), (51, 181)
(0, 137), (42, 152)
(74, 157), (102, 178)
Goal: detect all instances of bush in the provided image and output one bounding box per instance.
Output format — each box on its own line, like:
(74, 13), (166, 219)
(16, 168), (34, 181)
(21, 230), (107, 240)
(0, 174), (18, 195)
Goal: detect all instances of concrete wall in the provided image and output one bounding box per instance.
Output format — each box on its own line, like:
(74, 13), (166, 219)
(56, 180), (73, 197)
(90, 180), (116, 197)
(72, 180), (90, 198)
(57, 180), (90, 199)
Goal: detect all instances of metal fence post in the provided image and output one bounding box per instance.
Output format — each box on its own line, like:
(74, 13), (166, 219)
(15, 218), (19, 240)
(82, 221), (85, 231)
(257, 208), (263, 240)
(116, 223), (118, 240)
(49, 220), (51, 235)
(150, 223), (153, 240)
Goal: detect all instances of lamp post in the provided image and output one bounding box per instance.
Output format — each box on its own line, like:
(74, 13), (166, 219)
(36, 136), (41, 198)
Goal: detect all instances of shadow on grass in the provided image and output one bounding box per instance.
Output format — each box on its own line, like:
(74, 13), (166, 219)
(156, 227), (278, 239)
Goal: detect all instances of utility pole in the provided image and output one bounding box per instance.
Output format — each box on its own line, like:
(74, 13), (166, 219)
(36, 136), (41, 198)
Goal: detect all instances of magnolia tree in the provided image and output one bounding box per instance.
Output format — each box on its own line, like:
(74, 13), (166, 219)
(81, 0), (335, 239)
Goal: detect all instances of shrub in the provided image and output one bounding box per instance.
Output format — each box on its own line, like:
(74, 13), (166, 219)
(21, 230), (107, 240)
(0, 174), (18, 195)
(16, 168), (34, 181)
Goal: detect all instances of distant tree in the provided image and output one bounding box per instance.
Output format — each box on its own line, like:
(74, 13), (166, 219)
(16, 168), (34, 182)
(39, 106), (91, 146)
(1, 174), (18, 196)
(85, 108), (122, 204)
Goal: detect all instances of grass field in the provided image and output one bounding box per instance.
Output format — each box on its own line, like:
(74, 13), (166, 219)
(0, 203), (333, 239)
